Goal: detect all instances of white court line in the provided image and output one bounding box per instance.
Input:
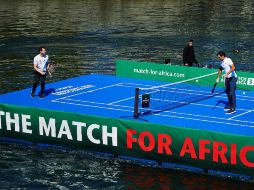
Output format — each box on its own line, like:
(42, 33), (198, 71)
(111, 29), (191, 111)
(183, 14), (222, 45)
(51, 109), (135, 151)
(116, 84), (217, 97)
(164, 110), (254, 124)
(63, 98), (133, 108)
(86, 86), (223, 111)
(107, 91), (251, 112)
(228, 110), (254, 120)
(62, 92), (250, 112)
(52, 99), (133, 113)
(52, 81), (254, 107)
(52, 99), (254, 128)
(109, 84), (224, 109)
(117, 84), (254, 102)
(150, 98), (251, 111)
(61, 98), (254, 124)
(139, 72), (218, 90)
(50, 81), (253, 127)
(108, 97), (134, 105)
(53, 83), (124, 101)
(154, 112), (254, 128)
(117, 84), (215, 94)
(117, 82), (254, 100)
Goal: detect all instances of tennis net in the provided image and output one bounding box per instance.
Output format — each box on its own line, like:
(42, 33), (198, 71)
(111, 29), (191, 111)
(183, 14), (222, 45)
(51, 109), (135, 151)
(133, 72), (223, 118)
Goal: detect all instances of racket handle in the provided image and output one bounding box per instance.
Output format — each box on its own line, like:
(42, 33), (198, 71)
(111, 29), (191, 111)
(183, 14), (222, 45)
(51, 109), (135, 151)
(48, 70), (52, 77)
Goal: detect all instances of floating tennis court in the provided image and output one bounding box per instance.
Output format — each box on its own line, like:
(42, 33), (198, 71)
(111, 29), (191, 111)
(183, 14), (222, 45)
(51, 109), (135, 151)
(1, 73), (253, 136)
(1, 60), (254, 177)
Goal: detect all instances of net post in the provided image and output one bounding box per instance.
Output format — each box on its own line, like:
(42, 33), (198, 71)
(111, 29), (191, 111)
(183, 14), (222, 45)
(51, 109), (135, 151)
(134, 88), (139, 119)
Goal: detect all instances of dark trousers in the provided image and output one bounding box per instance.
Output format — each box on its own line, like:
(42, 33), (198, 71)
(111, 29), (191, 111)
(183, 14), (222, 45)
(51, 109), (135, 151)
(32, 71), (46, 95)
(225, 77), (237, 109)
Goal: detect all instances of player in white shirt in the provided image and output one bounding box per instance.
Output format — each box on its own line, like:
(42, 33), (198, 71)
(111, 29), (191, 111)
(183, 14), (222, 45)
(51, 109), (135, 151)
(216, 51), (237, 114)
(31, 47), (50, 98)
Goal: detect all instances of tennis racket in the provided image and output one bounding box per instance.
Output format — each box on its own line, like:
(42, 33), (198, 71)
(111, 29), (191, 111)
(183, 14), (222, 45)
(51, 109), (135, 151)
(212, 78), (220, 93)
(47, 64), (55, 77)
(211, 82), (218, 93)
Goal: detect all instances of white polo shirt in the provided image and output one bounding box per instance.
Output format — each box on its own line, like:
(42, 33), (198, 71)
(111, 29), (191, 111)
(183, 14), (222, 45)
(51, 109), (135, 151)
(220, 57), (237, 78)
(33, 54), (49, 72)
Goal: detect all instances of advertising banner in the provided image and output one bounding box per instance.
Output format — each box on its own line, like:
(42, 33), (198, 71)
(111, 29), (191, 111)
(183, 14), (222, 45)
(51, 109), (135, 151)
(116, 60), (254, 91)
(1, 104), (254, 176)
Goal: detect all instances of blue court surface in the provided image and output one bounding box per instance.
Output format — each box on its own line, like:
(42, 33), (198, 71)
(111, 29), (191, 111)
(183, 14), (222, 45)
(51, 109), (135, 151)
(0, 74), (253, 136)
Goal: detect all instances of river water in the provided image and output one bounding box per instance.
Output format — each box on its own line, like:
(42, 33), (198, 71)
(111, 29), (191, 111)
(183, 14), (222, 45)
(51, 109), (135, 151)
(0, 0), (254, 189)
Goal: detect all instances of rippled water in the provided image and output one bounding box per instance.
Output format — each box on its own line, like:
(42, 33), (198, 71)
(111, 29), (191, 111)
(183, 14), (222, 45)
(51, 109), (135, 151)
(1, 0), (254, 189)
(1, 0), (254, 94)
(0, 141), (253, 190)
